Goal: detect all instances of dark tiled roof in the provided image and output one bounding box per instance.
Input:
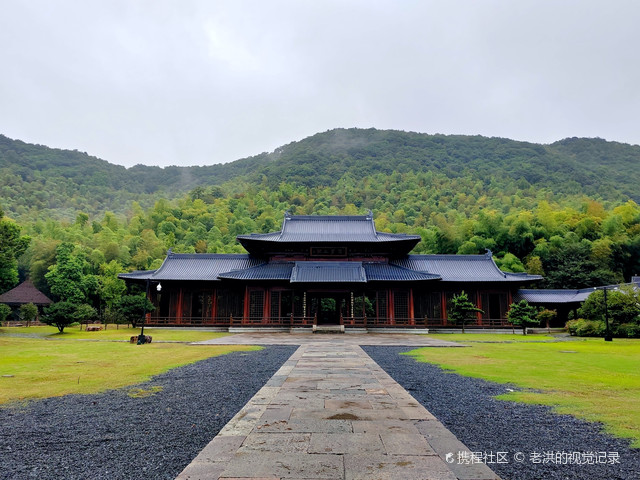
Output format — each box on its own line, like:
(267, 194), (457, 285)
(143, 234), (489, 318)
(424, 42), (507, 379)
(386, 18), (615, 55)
(237, 214), (421, 244)
(118, 270), (157, 280)
(219, 261), (441, 283)
(118, 250), (540, 284)
(394, 253), (543, 283)
(119, 253), (264, 282)
(363, 263), (440, 282)
(516, 289), (594, 304)
(218, 262), (294, 281)
(291, 262), (367, 283)
(0, 280), (52, 305)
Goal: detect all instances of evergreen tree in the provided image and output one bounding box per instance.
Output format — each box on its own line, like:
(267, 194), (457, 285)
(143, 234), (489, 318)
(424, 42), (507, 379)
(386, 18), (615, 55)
(506, 300), (539, 335)
(448, 291), (483, 333)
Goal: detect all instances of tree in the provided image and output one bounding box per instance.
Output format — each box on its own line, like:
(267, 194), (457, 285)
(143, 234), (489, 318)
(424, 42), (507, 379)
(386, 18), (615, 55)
(448, 291), (483, 333)
(542, 243), (618, 289)
(0, 207), (31, 293)
(114, 294), (154, 328)
(495, 252), (526, 273)
(0, 303), (11, 325)
(97, 260), (127, 322)
(75, 212), (89, 227)
(506, 300), (539, 335)
(45, 243), (97, 304)
(74, 304), (97, 326)
(525, 256), (544, 276)
(19, 303), (38, 327)
(537, 309), (557, 332)
(578, 286), (640, 327)
(43, 301), (78, 333)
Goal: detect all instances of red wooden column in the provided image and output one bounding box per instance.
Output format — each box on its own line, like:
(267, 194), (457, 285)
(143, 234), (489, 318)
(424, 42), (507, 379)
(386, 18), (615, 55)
(209, 289), (216, 325)
(263, 289), (271, 325)
(242, 286), (250, 325)
(506, 289), (514, 326)
(409, 288), (415, 325)
(176, 288), (184, 325)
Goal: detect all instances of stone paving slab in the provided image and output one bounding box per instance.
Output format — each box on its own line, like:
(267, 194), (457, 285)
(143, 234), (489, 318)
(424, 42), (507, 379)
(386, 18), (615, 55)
(239, 433), (311, 454)
(343, 454), (457, 480)
(192, 332), (463, 347)
(177, 341), (499, 480)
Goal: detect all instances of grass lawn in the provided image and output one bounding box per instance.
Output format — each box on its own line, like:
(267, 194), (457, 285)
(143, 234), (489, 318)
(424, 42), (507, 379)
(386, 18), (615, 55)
(0, 325), (230, 342)
(411, 334), (640, 447)
(0, 326), (258, 405)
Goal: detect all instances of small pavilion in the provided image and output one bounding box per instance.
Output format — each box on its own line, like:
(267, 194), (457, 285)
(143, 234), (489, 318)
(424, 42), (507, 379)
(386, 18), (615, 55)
(0, 280), (52, 322)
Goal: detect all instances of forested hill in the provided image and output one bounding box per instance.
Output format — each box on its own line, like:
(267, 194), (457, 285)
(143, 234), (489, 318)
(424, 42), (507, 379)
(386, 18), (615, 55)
(1, 129), (640, 221)
(252, 130), (640, 199)
(0, 134), (265, 220)
(3, 129), (640, 293)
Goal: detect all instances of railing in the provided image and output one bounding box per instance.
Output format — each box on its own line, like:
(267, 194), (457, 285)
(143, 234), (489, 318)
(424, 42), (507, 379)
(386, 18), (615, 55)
(233, 316), (316, 327)
(145, 315), (514, 329)
(343, 316), (513, 329)
(290, 316), (316, 326)
(341, 317), (428, 328)
(426, 318), (513, 328)
(146, 315), (317, 327)
(147, 316), (232, 327)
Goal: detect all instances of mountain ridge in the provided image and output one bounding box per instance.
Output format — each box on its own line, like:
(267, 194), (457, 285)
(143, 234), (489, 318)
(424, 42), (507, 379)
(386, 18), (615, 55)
(1, 128), (639, 221)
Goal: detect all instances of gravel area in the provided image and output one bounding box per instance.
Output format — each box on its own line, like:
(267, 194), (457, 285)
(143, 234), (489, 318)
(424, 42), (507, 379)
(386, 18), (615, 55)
(0, 345), (296, 480)
(364, 346), (640, 480)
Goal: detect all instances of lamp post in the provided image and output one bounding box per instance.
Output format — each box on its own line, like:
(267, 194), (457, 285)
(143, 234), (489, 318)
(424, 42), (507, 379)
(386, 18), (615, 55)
(593, 281), (640, 342)
(602, 286), (613, 342)
(594, 285), (614, 342)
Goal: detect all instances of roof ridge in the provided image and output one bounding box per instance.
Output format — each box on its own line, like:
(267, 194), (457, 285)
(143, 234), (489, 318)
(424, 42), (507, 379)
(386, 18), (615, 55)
(279, 211), (290, 239)
(519, 288), (580, 293)
(287, 214), (371, 219)
(164, 252), (250, 257)
(407, 253), (488, 259)
(369, 211), (379, 238)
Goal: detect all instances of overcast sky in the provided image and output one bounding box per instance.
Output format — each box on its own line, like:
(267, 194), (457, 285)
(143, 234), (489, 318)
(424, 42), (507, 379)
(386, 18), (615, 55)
(1, 1), (639, 168)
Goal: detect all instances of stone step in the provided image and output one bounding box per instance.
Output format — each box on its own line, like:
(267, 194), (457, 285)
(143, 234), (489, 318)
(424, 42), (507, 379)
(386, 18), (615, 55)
(312, 324), (345, 334)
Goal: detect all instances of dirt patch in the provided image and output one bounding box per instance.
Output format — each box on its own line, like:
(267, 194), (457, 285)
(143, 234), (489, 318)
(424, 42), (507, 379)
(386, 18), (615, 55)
(327, 413), (359, 420)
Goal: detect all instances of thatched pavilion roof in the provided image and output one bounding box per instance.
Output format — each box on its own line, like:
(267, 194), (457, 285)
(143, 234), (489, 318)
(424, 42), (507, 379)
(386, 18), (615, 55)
(0, 280), (53, 306)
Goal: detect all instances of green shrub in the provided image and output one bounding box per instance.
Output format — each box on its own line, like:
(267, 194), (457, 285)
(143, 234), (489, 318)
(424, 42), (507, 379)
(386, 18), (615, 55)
(569, 318), (640, 338)
(0, 303), (12, 324)
(578, 286), (640, 326)
(615, 323), (640, 338)
(567, 318), (606, 337)
(565, 319), (580, 336)
(576, 319), (606, 337)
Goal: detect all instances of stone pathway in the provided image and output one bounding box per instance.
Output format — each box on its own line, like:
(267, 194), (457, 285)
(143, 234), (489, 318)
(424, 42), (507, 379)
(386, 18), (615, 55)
(192, 332), (464, 347)
(177, 336), (499, 479)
